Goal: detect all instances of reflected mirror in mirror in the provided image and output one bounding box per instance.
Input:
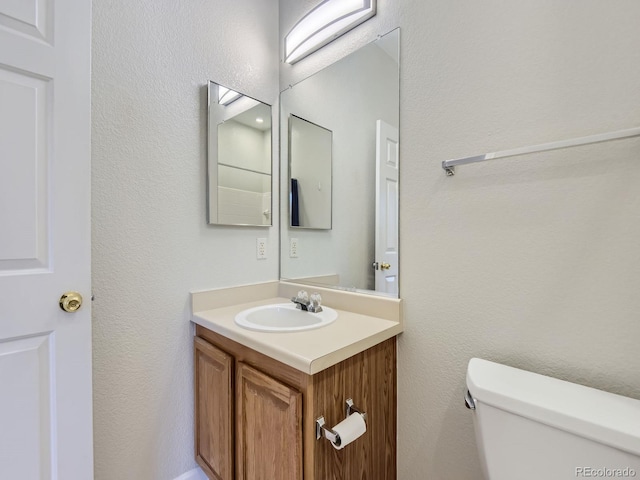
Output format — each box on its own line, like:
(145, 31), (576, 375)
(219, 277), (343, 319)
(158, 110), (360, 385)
(280, 28), (399, 297)
(289, 115), (332, 229)
(207, 82), (272, 226)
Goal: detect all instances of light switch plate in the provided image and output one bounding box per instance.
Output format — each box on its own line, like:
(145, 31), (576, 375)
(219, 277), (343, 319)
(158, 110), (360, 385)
(256, 238), (267, 259)
(289, 238), (298, 258)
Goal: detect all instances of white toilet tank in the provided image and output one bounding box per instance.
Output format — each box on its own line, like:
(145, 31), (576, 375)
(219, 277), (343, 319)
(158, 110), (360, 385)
(466, 358), (640, 480)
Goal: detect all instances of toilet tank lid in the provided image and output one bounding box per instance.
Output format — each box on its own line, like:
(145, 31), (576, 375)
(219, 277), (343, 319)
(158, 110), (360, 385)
(466, 358), (640, 456)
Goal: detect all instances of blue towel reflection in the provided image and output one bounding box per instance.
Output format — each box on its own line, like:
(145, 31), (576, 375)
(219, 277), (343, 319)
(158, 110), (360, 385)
(290, 178), (300, 226)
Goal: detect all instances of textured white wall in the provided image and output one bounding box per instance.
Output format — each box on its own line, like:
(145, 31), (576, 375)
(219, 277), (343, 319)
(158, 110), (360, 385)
(91, 0), (279, 478)
(280, 0), (640, 479)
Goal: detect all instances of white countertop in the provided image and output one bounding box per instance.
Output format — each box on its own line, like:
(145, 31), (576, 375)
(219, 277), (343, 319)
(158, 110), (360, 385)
(192, 296), (403, 375)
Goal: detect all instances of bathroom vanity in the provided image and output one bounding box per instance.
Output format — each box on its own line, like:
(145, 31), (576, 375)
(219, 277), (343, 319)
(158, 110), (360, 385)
(191, 281), (402, 480)
(197, 25), (402, 479)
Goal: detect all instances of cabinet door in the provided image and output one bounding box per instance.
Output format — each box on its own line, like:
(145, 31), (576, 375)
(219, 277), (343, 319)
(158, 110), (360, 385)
(236, 362), (303, 480)
(194, 337), (234, 480)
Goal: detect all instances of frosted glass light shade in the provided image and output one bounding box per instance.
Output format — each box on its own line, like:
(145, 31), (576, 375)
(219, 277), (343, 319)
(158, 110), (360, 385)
(284, 0), (376, 64)
(218, 86), (242, 106)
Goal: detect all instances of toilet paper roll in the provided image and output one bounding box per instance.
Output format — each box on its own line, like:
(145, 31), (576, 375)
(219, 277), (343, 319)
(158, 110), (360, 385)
(327, 413), (367, 450)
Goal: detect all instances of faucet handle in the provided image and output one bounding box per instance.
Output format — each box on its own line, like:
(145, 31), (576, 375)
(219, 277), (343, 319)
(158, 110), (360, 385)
(308, 293), (323, 312)
(310, 293), (322, 307)
(297, 290), (309, 303)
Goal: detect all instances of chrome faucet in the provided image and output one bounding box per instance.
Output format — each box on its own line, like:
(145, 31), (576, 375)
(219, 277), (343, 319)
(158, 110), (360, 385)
(291, 290), (323, 313)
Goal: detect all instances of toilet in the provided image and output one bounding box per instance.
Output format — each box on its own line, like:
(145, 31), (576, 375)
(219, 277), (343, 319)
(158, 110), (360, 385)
(466, 358), (640, 480)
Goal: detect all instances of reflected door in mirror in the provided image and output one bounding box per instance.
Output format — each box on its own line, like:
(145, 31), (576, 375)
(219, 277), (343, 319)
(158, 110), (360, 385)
(374, 120), (399, 295)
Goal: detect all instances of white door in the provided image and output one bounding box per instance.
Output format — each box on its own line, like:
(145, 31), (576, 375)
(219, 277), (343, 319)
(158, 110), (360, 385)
(374, 120), (399, 295)
(0, 0), (93, 478)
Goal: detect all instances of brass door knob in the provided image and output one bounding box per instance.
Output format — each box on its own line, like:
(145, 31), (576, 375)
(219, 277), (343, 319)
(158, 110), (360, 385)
(59, 292), (83, 312)
(380, 262), (391, 270)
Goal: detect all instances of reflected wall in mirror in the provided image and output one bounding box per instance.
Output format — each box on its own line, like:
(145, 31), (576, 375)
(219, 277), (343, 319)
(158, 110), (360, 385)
(207, 82), (272, 226)
(280, 28), (400, 297)
(289, 115), (332, 229)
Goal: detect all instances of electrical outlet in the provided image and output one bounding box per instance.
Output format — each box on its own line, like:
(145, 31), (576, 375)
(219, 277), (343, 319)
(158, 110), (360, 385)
(256, 238), (267, 259)
(289, 238), (298, 258)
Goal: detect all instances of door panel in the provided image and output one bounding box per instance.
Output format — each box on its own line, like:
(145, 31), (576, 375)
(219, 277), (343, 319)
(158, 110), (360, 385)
(0, 0), (92, 478)
(0, 0), (52, 41)
(0, 334), (53, 479)
(0, 66), (50, 271)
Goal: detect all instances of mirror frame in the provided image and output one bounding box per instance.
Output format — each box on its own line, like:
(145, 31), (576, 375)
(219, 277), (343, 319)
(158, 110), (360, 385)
(288, 114), (333, 230)
(278, 28), (401, 297)
(207, 81), (273, 227)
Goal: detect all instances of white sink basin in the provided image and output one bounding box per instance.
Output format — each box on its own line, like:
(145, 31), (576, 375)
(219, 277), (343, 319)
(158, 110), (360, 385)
(234, 303), (338, 332)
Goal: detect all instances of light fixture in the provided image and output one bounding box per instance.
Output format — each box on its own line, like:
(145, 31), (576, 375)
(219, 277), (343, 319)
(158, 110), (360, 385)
(218, 86), (242, 106)
(284, 0), (377, 64)
(256, 117), (264, 124)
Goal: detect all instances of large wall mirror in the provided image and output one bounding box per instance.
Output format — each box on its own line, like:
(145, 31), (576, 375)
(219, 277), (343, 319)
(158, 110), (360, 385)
(207, 82), (272, 226)
(280, 28), (400, 297)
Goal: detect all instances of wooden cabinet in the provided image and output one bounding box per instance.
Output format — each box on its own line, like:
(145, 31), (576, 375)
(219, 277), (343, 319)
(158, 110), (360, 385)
(194, 325), (397, 480)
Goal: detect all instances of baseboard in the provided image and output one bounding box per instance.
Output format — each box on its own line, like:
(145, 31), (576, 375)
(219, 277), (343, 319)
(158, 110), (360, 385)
(173, 467), (207, 480)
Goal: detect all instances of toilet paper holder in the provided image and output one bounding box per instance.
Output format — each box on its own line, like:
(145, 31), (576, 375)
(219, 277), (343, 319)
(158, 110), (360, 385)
(316, 398), (367, 441)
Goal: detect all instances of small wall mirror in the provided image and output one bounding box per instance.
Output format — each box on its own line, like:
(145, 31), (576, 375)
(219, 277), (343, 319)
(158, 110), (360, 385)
(289, 115), (332, 229)
(280, 28), (400, 297)
(207, 82), (272, 226)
